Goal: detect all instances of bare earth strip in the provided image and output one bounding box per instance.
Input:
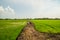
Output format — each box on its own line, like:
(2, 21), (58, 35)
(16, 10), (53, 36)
(16, 22), (60, 40)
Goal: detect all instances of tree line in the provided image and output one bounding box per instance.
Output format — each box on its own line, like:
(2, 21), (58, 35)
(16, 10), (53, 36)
(0, 18), (60, 20)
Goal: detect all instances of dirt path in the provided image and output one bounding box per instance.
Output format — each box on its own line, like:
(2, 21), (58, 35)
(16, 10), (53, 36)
(16, 22), (60, 40)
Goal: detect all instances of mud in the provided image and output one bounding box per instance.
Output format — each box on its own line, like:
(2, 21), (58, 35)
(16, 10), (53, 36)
(16, 22), (60, 40)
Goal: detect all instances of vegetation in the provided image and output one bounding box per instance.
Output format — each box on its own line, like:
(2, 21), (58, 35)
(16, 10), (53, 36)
(0, 19), (60, 40)
(0, 20), (27, 40)
(31, 20), (60, 33)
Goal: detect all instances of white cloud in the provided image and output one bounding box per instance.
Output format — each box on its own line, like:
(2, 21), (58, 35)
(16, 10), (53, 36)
(4, 0), (60, 18)
(4, 0), (60, 9)
(0, 6), (16, 18)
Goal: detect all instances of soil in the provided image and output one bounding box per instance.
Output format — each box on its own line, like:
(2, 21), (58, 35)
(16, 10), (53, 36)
(16, 22), (60, 40)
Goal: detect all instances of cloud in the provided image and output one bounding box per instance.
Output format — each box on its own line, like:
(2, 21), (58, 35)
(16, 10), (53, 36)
(4, 0), (60, 9)
(0, 6), (16, 18)
(3, 0), (60, 18)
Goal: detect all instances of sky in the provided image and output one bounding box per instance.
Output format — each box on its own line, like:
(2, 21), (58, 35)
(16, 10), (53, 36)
(0, 0), (60, 18)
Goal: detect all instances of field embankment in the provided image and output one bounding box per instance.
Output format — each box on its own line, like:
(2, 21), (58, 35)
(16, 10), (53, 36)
(16, 21), (60, 40)
(0, 20), (60, 40)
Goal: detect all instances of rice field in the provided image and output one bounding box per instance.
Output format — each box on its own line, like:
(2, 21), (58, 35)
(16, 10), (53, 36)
(31, 20), (60, 33)
(0, 20), (27, 40)
(0, 19), (60, 40)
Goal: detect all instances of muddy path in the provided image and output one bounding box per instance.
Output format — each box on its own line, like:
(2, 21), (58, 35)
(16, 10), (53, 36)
(16, 21), (60, 40)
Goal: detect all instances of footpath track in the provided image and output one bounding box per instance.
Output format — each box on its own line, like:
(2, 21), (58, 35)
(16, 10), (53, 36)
(16, 22), (60, 40)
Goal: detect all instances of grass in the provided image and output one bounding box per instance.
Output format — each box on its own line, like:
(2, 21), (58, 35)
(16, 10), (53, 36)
(0, 19), (60, 40)
(0, 20), (27, 40)
(31, 20), (60, 33)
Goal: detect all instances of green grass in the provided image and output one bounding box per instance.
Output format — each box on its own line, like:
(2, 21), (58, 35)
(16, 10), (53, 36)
(31, 20), (60, 33)
(0, 19), (60, 40)
(0, 20), (27, 40)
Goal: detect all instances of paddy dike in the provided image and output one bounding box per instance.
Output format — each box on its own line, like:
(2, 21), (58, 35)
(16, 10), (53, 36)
(16, 22), (60, 40)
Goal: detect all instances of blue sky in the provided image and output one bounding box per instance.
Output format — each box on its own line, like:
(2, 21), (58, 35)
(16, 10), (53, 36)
(0, 0), (60, 18)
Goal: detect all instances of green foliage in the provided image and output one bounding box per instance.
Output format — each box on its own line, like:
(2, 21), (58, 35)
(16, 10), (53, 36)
(31, 20), (60, 33)
(0, 20), (60, 40)
(0, 20), (27, 40)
